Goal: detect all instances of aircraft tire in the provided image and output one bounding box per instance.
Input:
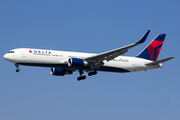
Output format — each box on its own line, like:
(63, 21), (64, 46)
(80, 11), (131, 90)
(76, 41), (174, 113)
(82, 75), (86, 79)
(93, 71), (97, 75)
(16, 69), (20, 72)
(88, 72), (92, 76)
(77, 77), (81, 81)
(77, 75), (86, 81)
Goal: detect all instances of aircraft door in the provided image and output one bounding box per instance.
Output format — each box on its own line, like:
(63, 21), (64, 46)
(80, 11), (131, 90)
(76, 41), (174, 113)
(22, 51), (26, 57)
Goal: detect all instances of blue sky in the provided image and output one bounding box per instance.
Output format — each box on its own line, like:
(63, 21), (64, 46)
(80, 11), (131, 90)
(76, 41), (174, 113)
(0, 0), (179, 120)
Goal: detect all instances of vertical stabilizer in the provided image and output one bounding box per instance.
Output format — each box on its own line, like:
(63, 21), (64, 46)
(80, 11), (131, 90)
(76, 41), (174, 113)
(137, 34), (166, 61)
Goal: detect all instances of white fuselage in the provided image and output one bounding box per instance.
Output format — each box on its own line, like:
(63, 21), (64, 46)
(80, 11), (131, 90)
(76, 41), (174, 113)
(4, 48), (162, 73)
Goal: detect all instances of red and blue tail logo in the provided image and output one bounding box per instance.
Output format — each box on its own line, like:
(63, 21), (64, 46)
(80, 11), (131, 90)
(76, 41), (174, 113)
(137, 34), (166, 61)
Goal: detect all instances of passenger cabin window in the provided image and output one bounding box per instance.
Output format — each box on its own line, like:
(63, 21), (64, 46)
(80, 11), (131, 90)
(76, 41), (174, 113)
(8, 51), (15, 53)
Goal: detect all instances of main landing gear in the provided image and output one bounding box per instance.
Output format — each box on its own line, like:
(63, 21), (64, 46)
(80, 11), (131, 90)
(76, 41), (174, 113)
(15, 64), (20, 72)
(77, 70), (86, 81)
(88, 71), (97, 76)
(77, 70), (97, 81)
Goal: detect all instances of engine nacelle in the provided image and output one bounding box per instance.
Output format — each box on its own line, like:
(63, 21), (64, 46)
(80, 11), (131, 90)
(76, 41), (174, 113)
(50, 68), (73, 76)
(68, 58), (88, 67)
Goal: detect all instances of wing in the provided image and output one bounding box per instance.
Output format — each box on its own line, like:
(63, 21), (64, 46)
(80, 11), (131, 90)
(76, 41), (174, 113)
(84, 30), (150, 69)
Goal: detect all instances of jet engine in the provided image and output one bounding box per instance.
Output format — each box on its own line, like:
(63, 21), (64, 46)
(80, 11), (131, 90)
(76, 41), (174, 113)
(50, 68), (73, 76)
(68, 58), (88, 67)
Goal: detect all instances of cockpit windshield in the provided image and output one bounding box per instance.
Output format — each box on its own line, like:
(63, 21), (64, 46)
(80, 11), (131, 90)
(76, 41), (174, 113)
(8, 51), (15, 53)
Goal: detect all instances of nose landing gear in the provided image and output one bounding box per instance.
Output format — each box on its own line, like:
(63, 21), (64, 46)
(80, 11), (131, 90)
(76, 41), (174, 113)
(16, 69), (20, 72)
(15, 64), (20, 72)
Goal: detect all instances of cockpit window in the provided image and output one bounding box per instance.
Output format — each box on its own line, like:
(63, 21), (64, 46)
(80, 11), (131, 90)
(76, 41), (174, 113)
(8, 51), (15, 53)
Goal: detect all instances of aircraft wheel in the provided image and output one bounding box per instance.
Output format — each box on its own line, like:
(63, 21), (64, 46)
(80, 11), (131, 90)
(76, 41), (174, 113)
(82, 75), (86, 80)
(93, 71), (97, 75)
(16, 69), (20, 72)
(88, 72), (92, 76)
(88, 71), (97, 76)
(77, 77), (81, 81)
(77, 76), (86, 81)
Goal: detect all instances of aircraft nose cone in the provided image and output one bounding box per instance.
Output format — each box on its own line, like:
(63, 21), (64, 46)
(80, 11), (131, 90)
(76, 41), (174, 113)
(3, 53), (14, 62)
(3, 54), (8, 59)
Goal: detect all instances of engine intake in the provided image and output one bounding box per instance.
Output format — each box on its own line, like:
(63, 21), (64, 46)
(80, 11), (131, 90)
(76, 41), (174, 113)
(51, 68), (73, 76)
(68, 58), (88, 67)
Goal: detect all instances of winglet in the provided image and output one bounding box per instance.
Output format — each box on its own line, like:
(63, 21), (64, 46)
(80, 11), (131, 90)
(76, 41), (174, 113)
(136, 30), (150, 44)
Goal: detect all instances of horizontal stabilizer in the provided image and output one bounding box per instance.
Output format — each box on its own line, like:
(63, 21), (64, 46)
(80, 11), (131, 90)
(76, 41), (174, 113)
(145, 56), (175, 66)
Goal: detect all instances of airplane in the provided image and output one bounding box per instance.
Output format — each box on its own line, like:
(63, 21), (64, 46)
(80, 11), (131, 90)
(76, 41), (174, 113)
(3, 30), (175, 81)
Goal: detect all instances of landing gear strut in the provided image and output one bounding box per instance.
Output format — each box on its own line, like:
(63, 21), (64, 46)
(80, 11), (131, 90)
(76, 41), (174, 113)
(15, 64), (20, 72)
(77, 70), (86, 81)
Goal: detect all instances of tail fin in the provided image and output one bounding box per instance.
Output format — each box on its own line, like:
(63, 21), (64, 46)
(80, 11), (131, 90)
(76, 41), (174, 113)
(137, 33), (166, 61)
